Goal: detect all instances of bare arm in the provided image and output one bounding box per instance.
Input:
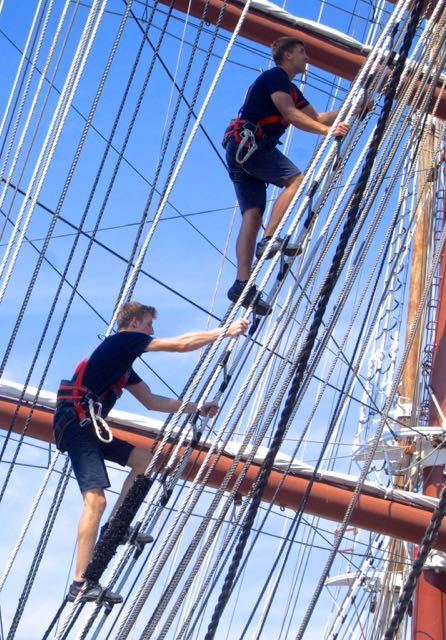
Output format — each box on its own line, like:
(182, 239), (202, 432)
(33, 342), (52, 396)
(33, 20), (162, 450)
(127, 380), (218, 416)
(145, 318), (248, 353)
(271, 92), (348, 137)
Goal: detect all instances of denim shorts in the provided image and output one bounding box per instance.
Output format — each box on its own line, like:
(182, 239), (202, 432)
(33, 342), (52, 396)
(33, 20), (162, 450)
(53, 406), (134, 494)
(225, 137), (301, 214)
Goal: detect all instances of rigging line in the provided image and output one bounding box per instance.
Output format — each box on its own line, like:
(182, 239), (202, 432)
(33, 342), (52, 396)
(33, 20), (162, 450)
(105, 0), (252, 332)
(0, 204), (230, 245)
(124, 0), (227, 170)
(118, 3), (239, 325)
(0, 177), (222, 321)
(0, 0), (48, 164)
(0, 196), (386, 414)
(0, 0), (107, 303)
(0, 0), (79, 245)
(290, 125), (440, 636)
(0, 0), (46, 151)
(205, 2), (424, 635)
(297, 57), (446, 640)
(0, 25), (224, 227)
(0, 450), (62, 592)
(0, 209), (181, 398)
(113, 0), (230, 314)
(72, 31), (404, 640)
(5, 457), (71, 640)
(384, 485), (446, 639)
(246, 203), (408, 634)
(0, 0), (137, 470)
(78, 0), (271, 75)
(292, 72), (442, 444)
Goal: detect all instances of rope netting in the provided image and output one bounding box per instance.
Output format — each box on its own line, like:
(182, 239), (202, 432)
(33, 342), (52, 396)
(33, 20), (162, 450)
(0, 0), (445, 638)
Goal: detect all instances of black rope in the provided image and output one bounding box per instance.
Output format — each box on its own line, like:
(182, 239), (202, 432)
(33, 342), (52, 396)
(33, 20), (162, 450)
(83, 474), (152, 582)
(6, 457), (71, 639)
(40, 597), (70, 640)
(384, 485), (446, 639)
(117, 0), (229, 305)
(204, 1), (424, 635)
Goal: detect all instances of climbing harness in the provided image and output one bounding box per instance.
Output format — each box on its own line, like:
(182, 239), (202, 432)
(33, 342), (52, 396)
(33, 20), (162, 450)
(222, 86), (307, 164)
(56, 358), (130, 443)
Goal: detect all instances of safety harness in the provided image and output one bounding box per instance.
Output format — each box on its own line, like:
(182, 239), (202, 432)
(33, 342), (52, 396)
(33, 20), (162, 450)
(57, 359), (130, 443)
(223, 87), (308, 164)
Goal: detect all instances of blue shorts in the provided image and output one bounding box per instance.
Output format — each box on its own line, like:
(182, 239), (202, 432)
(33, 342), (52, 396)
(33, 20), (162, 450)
(225, 137), (301, 214)
(53, 406), (134, 494)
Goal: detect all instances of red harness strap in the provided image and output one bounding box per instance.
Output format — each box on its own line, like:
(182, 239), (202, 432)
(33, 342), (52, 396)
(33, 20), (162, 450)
(223, 86), (304, 145)
(57, 359), (130, 426)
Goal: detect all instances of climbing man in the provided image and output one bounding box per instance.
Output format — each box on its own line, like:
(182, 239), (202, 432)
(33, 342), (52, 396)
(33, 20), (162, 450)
(223, 36), (349, 315)
(53, 301), (248, 603)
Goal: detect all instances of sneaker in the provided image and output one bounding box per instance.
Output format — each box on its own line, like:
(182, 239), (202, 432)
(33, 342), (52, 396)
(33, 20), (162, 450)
(227, 281), (271, 316)
(67, 581), (123, 604)
(255, 237), (302, 260)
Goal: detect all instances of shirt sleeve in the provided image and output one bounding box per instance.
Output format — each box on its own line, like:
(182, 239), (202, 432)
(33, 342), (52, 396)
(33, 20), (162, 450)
(264, 68), (291, 95)
(292, 84), (310, 110)
(127, 368), (142, 386)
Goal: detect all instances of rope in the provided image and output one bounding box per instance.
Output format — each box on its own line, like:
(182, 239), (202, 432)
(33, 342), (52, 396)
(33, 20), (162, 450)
(0, 450), (61, 592)
(0, 0), (59, 221)
(0, 0), (46, 151)
(204, 1), (425, 636)
(113, 0), (223, 309)
(384, 485), (446, 639)
(105, 0), (256, 332)
(0, 0), (107, 300)
(5, 457), (70, 639)
(0, 0), (77, 245)
(0, 0), (137, 491)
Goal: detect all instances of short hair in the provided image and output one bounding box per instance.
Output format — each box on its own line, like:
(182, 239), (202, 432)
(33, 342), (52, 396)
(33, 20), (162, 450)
(116, 301), (158, 329)
(271, 37), (305, 65)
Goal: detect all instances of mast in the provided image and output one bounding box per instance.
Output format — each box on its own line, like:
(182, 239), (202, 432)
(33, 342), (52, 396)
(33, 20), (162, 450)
(162, 0), (446, 120)
(412, 139), (446, 639)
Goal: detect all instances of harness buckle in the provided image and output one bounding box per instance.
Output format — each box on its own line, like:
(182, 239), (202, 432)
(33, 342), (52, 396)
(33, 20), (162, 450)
(235, 127), (258, 165)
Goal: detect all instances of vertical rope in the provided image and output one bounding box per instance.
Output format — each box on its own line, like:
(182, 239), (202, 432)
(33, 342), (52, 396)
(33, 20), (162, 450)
(384, 486), (446, 639)
(204, 1), (425, 636)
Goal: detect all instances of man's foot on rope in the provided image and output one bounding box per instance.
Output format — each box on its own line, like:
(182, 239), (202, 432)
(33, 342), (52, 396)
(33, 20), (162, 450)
(120, 525), (153, 546)
(255, 236), (302, 260)
(67, 580), (123, 604)
(100, 522), (154, 546)
(227, 281), (271, 316)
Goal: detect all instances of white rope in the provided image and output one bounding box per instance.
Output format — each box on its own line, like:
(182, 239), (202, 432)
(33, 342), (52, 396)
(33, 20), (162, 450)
(0, 0), (46, 145)
(105, 0), (267, 334)
(0, 449), (61, 592)
(0, 0), (70, 227)
(0, 0), (108, 303)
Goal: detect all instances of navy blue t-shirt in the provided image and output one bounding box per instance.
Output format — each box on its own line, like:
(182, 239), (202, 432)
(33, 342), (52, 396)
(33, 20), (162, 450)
(239, 67), (309, 139)
(69, 332), (152, 415)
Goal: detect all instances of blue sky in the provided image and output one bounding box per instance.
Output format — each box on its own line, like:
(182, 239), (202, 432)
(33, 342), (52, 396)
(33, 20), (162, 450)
(0, 0), (415, 638)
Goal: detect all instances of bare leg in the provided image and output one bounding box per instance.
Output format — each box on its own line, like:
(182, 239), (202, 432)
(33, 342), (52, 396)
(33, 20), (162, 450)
(107, 447), (152, 522)
(75, 488), (106, 581)
(263, 173), (304, 238)
(236, 207), (262, 280)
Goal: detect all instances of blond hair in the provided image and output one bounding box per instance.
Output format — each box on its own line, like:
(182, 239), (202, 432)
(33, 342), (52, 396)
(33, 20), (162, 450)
(271, 37), (305, 65)
(116, 301), (157, 330)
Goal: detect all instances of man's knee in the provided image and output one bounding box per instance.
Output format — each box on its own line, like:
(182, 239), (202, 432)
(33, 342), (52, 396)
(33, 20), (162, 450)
(127, 447), (151, 475)
(83, 488), (107, 516)
(284, 173), (304, 189)
(241, 208), (263, 231)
